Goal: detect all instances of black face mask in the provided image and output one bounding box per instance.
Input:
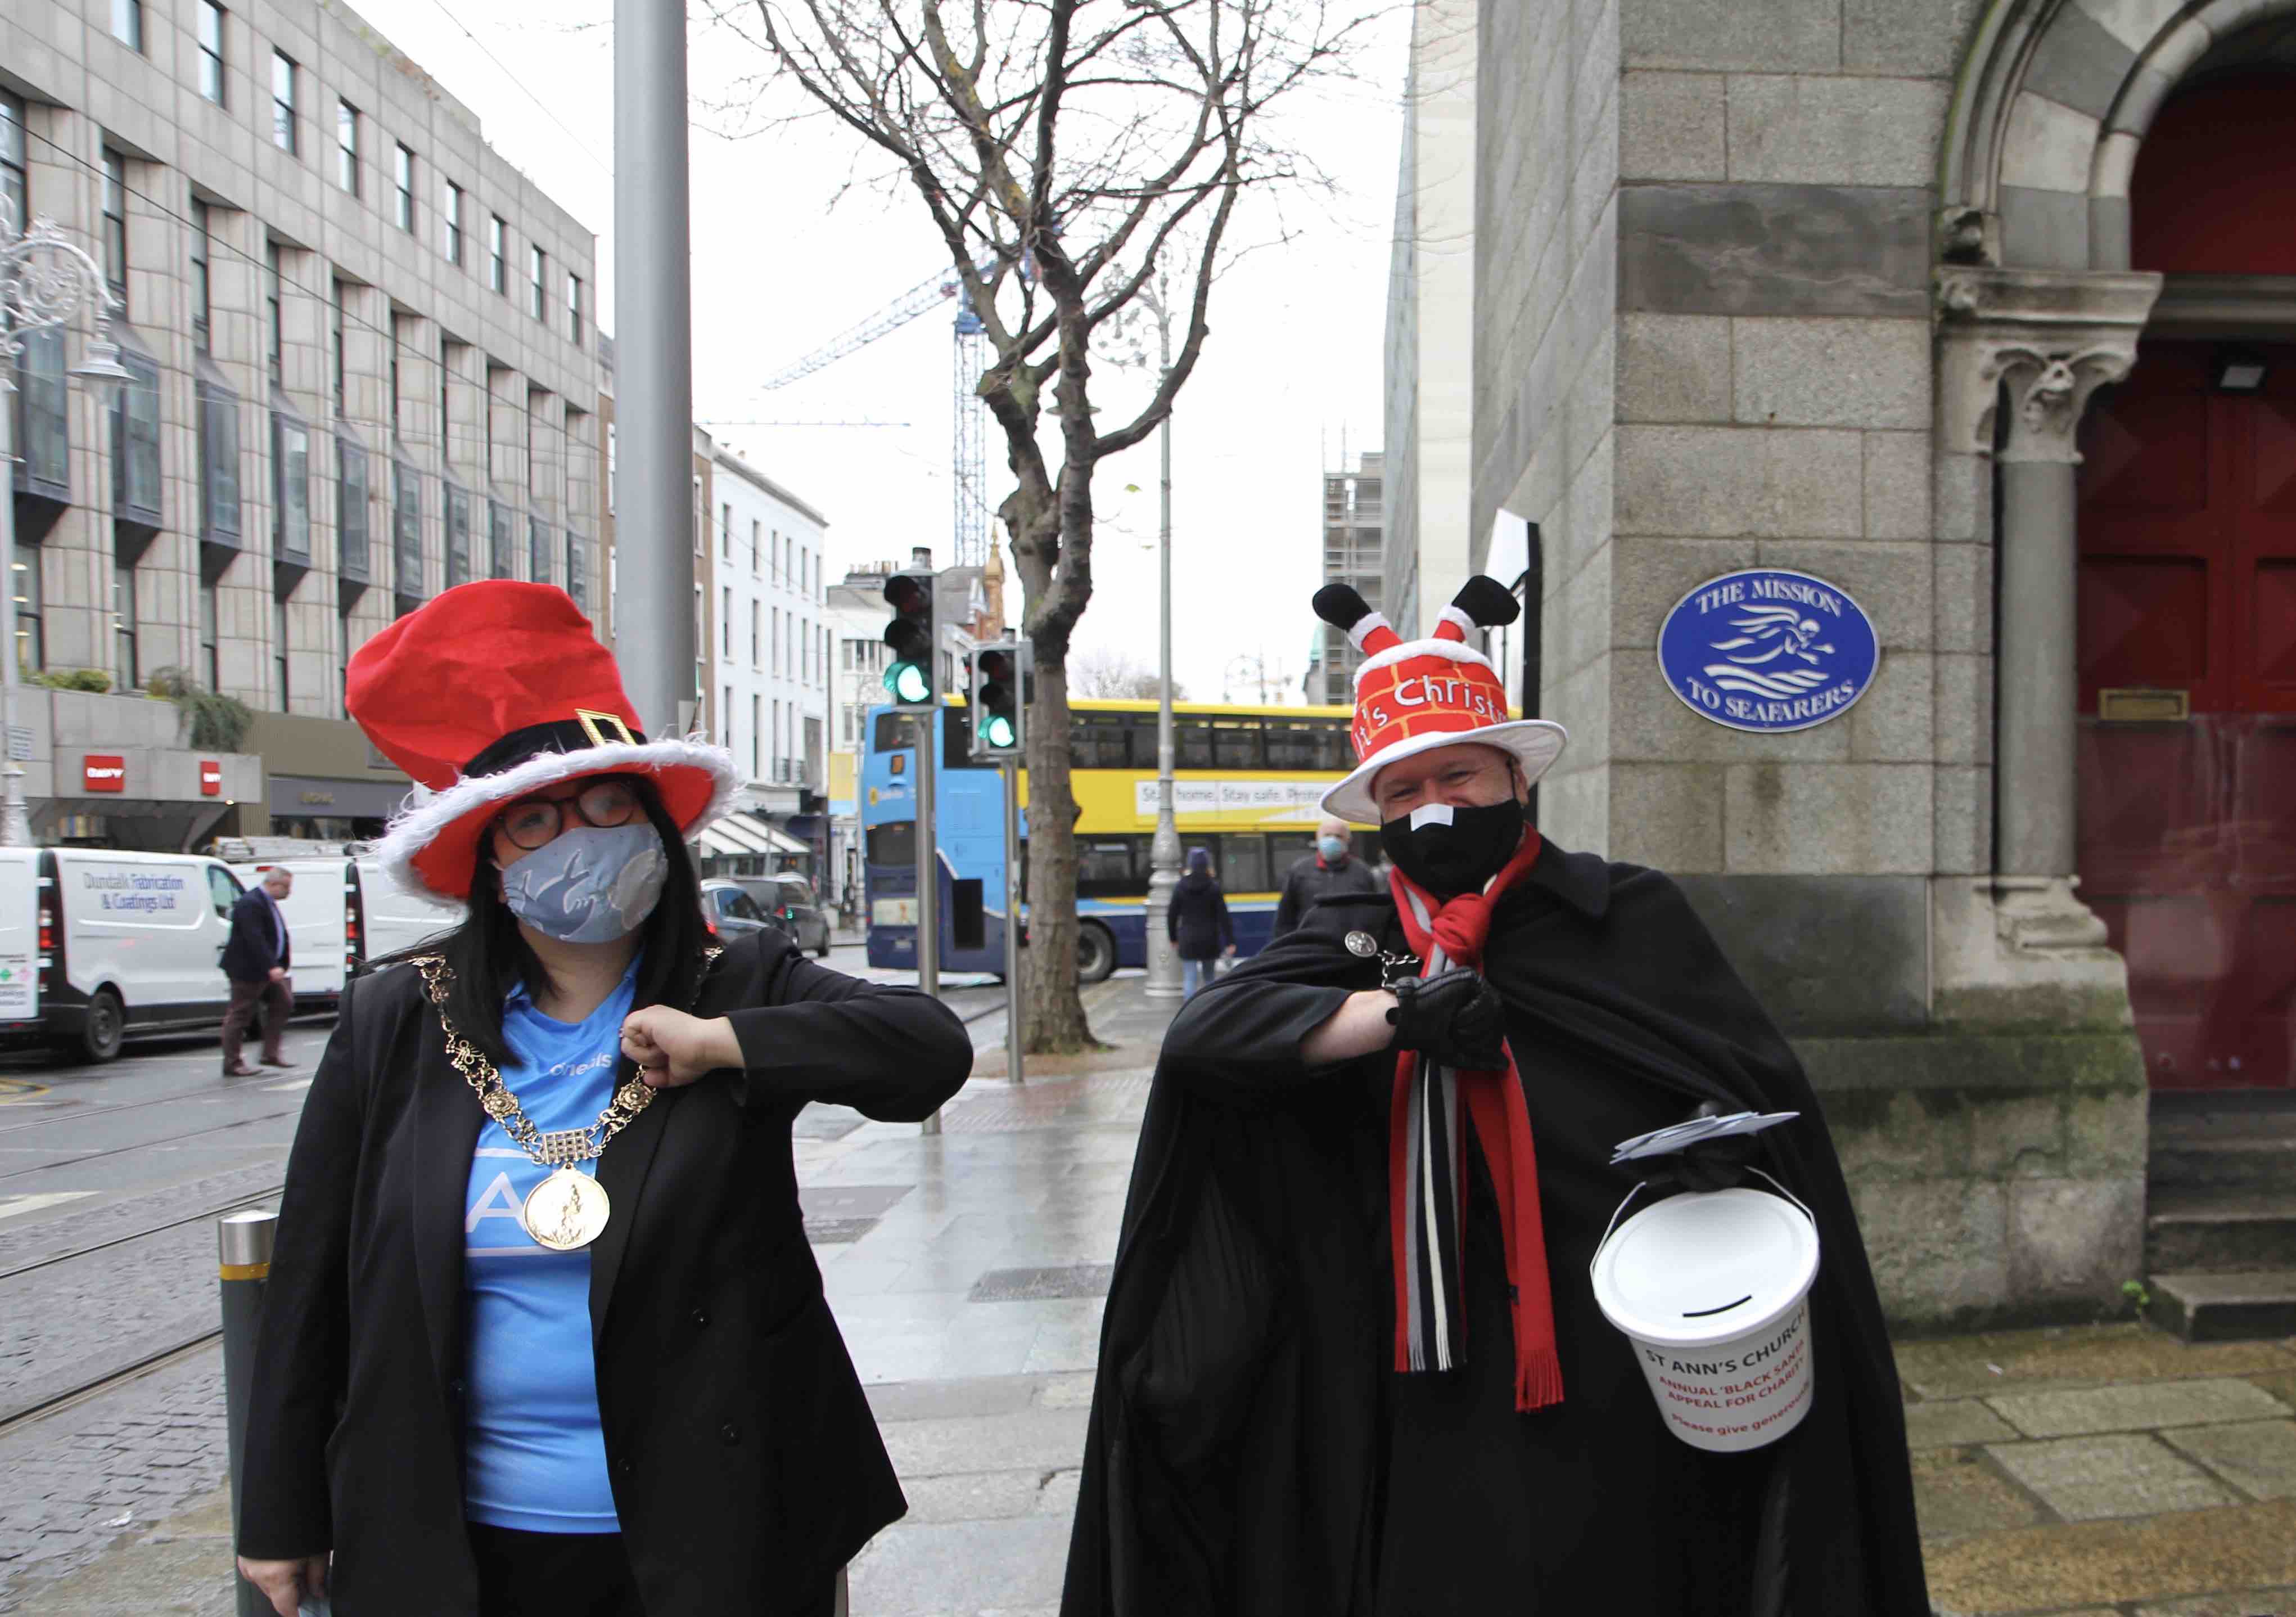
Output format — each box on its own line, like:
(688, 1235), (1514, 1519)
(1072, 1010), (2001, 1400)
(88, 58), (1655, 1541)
(1379, 797), (1527, 897)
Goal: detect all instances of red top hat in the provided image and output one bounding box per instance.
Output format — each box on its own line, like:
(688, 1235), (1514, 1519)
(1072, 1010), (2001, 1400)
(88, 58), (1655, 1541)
(348, 582), (739, 900)
(1313, 576), (1568, 823)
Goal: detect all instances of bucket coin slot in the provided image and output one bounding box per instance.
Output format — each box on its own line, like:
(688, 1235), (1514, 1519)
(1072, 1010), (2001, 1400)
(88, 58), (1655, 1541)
(1681, 1295), (1753, 1319)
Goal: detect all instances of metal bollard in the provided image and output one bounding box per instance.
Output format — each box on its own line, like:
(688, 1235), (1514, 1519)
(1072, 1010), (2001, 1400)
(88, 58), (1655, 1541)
(219, 1209), (277, 1617)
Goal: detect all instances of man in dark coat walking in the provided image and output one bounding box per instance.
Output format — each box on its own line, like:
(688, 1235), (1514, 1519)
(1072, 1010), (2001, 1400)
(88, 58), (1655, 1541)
(1166, 846), (1235, 1000)
(221, 866), (295, 1076)
(1061, 580), (1927, 1617)
(1271, 815), (1380, 938)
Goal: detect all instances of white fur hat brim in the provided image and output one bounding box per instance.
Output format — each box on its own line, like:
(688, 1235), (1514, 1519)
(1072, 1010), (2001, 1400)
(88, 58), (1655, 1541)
(1320, 719), (1569, 825)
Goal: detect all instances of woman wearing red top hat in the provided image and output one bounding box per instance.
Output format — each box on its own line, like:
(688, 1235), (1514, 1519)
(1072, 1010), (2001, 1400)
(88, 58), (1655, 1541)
(1061, 579), (1927, 1616)
(232, 583), (972, 1617)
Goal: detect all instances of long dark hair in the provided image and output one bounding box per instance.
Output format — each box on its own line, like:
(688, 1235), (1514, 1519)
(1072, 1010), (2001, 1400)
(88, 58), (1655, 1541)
(380, 773), (711, 1066)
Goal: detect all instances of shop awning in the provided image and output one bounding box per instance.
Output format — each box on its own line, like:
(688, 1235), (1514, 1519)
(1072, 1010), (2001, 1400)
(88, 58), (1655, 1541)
(692, 810), (809, 858)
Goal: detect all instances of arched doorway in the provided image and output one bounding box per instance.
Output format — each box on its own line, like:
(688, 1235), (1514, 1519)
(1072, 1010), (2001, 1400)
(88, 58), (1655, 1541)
(2076, 69), (2296, 1090)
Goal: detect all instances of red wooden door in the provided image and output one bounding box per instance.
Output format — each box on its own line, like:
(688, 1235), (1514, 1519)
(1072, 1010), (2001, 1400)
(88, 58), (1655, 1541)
(2078, 340), (2296, 1089)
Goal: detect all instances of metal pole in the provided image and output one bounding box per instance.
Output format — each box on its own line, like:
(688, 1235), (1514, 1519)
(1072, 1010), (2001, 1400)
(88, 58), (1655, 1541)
(219, 1208), (277, 1617)
(915, 707), (942, 1134)
(0, 394), (29, 846)
(1002, 754), (1022, 1084)
(1143, 285), (1182, 999)
(612, 0), (696, 740)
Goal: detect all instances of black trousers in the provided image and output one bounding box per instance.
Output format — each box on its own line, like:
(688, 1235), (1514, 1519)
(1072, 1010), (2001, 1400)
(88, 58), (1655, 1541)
(467, 1523), (839, 1617)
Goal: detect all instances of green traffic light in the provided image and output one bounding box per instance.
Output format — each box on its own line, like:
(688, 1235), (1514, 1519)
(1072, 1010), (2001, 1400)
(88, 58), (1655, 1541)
(982, 713), (1016, 749)
(885, 662), (930, 704)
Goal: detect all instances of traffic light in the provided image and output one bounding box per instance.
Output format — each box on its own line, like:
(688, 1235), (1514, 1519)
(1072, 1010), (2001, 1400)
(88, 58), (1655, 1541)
(969, 639), (1029, 759)
(881, 567), (938, 708)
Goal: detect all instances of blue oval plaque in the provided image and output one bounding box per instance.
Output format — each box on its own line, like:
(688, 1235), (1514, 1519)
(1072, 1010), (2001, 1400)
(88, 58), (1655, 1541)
(1656, 569), (1880, 733)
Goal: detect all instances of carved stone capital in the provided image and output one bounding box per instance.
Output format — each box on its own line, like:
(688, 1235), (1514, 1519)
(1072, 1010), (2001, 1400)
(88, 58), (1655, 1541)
(1935, 267), (2164, 463)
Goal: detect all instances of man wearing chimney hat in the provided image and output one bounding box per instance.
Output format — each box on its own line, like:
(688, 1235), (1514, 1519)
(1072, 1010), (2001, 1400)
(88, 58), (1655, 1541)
(1061, 579), (1926, 1616)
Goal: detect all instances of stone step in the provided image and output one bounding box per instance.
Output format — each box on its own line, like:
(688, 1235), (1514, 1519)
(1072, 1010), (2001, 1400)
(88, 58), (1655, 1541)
(2145, 1187), (2296, 1273)
(2147, 1133), (2296, 1193)
(2150, 1090), (2296, 1148)
(2147, 1269), (2296, 1342)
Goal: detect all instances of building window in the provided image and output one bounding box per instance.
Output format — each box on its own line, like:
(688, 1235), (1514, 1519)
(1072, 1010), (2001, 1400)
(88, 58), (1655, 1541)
(393, 461), (422, 605)
(750, 519), (761, 575)
(330, 277), (345, 416)
(1, 94), (21, 236)
(339, 438), (369, 583)
(393, 143), (413, 232)
(750, 600), (759, 666)
(111, 0), (142, 51)
(721, 586), (732, 656)
(528, 514), (550, 585)
(198, 381), (241, 543)
(567, 273), (584, 346)
(387, 314), (403, 435)
(565, 528), (587, 610)
(720, 501), (732, 556)
(528, 245), (545, 321)
(751, 695), (761, 780)
(12, 546), (40, 674)
(489, 498), (513, 578)
(336, 101), (359, 194)
(772, 607), (781, 677)
(199, 583), (218, 690)
(274, 596), (290, 710)
(488, 215), (505, 293)
(190, 200), (211, 352)
(264, 240), (282, 385)
(273, 411), (311, 562)
(271, 51), (297, 154)
(112, 564), (138, 688)
(111, 352), (162, 523)
(443, 181), (463, 265)
(197, 3), (225, 103)
(96, 150), (129, 319)
(445, 484), (471, 587)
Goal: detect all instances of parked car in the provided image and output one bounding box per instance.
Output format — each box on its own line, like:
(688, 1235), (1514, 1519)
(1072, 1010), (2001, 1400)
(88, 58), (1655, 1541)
(730, 872), (833, 957)
(700, 877), (777, 942)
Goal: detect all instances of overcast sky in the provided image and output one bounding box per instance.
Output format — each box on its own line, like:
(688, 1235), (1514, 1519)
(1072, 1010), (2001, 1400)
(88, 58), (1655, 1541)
(344, 0), (1410, 705)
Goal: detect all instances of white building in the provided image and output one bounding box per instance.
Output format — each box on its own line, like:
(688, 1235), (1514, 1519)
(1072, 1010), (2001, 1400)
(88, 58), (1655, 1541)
(699, 439), (829, 863)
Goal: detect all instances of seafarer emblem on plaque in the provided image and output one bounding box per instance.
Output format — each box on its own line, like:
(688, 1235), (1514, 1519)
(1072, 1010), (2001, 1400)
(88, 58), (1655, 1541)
(1656, 569), (1880, 735)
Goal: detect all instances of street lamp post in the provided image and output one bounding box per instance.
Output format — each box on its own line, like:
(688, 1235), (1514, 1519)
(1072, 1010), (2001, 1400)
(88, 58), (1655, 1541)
(0, 209), (129, 849)
(1133, 274), (1183, 1001)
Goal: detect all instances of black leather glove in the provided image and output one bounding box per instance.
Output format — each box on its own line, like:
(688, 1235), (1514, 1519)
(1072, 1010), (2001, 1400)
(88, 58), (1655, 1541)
(1387, 966), (1509, 1071)
(1640, 1101), (1757, 1192)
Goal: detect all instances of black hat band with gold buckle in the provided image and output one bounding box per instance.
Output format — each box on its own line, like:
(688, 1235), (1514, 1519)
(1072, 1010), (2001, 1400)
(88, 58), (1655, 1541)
(462, 709), (646, 780)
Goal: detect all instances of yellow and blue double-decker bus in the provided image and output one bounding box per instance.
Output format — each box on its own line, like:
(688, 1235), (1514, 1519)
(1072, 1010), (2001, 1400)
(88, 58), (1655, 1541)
(860, 697), (1372, 980)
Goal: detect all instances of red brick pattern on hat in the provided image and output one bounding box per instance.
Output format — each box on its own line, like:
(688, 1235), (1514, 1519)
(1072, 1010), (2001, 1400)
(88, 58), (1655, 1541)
(1351, 654), (1512, 763)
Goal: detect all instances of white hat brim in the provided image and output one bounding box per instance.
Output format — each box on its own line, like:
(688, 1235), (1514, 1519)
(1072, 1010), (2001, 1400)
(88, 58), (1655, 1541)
(1319, 719), (1570, 825)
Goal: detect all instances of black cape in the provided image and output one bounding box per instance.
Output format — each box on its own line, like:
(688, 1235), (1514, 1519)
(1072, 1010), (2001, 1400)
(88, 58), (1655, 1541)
(1061, 841), (1928, 1617)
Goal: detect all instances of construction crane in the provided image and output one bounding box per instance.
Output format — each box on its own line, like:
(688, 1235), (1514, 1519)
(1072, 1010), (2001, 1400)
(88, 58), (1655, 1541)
(758, 263), (993, 569)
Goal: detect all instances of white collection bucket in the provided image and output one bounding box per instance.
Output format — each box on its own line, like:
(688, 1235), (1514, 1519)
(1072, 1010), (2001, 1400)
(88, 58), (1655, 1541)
(1589, 1170), (1821, 1454)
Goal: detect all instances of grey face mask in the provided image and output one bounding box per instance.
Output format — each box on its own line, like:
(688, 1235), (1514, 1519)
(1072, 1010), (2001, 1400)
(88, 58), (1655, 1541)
(498, 821), (667, 944)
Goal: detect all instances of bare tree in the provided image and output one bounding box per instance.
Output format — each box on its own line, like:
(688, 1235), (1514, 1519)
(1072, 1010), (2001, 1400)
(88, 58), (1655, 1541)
(729, 0), (1373, 1051)
(1068, 646), (1188, 702)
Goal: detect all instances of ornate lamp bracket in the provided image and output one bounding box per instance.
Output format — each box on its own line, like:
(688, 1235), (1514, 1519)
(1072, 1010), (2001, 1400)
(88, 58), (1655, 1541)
(1936, 267), (2164, 464)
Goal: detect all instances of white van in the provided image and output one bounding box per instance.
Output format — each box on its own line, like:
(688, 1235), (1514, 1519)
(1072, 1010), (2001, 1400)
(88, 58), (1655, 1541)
(0, 848), (250, 1062)
(229, 858), (360, 1014)
(352, 855), (464, 963)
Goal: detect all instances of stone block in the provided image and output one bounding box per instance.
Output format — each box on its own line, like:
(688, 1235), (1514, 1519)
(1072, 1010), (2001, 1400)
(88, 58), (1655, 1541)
(1611, 535), (1760, 647)
(1909, 1446), (2051, 1544)
(1569, 119), (1622, 268)
(2078, 0), (2189, 55)
(1620, 184), (1934, 317)
(1616, 425), (1865, 538)
(2108, 62), (2180, 136)
(1565, 431), (1617, 579)
(1619, 313), (1732, 423)
(1564, 325), (1618, 477)
(1933, 542), (1991, 650)
(1537, 760), (1612, 855)
(1984, 1431), (2238, 1520)
(1755, 539), (1933, 650)
(1731, 318), (1931, 430)
(2163, 1420), (2296, 1502)
(1725, 76), (1951, 187)
(1934, 652), (1990, 765)
(2001, 92), (2101, 193)
(1613, 661), (1854, 763)
(1823, 1083), (1975, 1178)
(1847, 648), (1933, 763)
(1844, 0), (1987, 75)
(1605, 760), (1726, 870)
(1622, 0), (1841, 71)
(1865, 431), (1933, 539)
(1963, 1092), (2068, 1176)
(2064, 1089), (2149, 1177)
(2091, 194), (2133, 270)
(1723, 762), (1933, 874)
(2008, 1176), (2146, 1298)
(2001, 183), (2093, 272)
(2024, 3), (2140, 120)
(1990, 1377), (2293, 1440)
(1905, 1398), (2023, 1448)
(1852, 1177), (2011, 1318)
(2135, 1589), (2296, 1617)
(1547, 540), (1614, 679)
(1620, 71), (1725, 181)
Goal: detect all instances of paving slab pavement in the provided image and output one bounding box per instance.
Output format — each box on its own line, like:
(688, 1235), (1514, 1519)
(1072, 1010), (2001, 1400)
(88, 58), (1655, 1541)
(13, 975), (2296, 1615)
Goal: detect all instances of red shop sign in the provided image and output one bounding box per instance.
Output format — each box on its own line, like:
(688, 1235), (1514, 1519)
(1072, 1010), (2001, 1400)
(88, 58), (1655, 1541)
(199, 759), (223, 796)
(83, 755), (127, 793)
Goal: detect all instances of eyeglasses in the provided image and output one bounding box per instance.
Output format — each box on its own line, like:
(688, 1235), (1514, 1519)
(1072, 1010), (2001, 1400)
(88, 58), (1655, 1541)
(494, 777), (643, 851)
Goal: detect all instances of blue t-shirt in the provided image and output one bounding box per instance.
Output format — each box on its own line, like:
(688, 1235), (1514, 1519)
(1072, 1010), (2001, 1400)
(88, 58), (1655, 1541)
(461, 960), (638, 1533)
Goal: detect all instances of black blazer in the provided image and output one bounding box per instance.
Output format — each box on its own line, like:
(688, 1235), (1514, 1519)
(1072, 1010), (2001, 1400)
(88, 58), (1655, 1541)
(237, 929), (972, 1615)
(223, 888), (291, 983)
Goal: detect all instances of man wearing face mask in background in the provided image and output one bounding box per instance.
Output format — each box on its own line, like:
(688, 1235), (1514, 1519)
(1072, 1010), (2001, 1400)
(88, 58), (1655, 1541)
(1271, 815), (1381, 939)
(1062, 580), (1926, 1617)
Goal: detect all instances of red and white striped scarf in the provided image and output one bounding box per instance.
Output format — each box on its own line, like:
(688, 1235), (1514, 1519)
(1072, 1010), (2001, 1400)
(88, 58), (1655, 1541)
(1387, 830), (1564, 1412)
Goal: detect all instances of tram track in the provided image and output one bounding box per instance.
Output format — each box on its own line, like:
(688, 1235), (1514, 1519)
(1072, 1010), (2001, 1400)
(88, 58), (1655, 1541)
(0, 1182), (284, 1285)
(0, 1331), (222, 1442)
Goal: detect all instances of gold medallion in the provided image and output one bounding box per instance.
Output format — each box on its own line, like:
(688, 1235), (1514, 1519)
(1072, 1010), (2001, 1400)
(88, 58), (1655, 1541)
(522, 1166), (611, 1252)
